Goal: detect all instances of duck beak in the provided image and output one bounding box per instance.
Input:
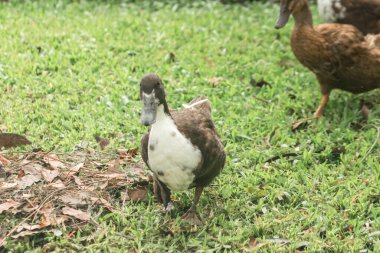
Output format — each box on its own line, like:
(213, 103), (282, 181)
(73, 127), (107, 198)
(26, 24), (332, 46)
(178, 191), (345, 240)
(141, 93), (157, 126)
(275, 1), (290, 29)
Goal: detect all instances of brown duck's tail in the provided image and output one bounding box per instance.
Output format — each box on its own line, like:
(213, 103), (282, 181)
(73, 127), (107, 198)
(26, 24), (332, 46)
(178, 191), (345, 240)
(183, 96), (212, 117)
(365, 34), (380, 49)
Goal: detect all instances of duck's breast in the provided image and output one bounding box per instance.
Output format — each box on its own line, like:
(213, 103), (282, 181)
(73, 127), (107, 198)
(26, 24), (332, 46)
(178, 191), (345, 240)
(148, 116), (202, 191)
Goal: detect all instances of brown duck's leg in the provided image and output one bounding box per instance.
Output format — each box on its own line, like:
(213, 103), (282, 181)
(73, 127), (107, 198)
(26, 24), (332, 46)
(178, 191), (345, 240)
(313, 92), (330, 119)
(182, 186), (204, 225)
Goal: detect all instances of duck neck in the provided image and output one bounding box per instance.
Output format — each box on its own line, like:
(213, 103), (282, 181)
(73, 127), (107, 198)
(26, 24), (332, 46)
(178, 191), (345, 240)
(293, 3), (313, 28)
(155, 102), (171, 122)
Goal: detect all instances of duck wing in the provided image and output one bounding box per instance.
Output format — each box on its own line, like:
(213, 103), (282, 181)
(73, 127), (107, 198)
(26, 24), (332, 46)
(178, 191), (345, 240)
(315, 24), (380, 90)
(172, 100), (226, 187)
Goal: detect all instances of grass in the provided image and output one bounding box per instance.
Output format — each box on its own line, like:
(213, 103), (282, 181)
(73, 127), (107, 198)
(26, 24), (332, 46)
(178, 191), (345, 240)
(0, 0), (379, 252)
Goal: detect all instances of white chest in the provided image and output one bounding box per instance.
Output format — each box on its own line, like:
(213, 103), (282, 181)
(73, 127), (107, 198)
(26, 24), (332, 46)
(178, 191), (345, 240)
(148, 112), (202, 191)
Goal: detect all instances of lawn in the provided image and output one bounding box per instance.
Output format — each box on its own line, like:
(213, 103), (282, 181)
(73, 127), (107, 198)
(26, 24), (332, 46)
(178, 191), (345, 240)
(0, 0), (379, 252)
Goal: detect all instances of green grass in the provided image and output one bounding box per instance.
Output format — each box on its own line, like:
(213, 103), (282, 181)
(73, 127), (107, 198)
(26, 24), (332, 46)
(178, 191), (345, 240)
(0, 0), (379, 252)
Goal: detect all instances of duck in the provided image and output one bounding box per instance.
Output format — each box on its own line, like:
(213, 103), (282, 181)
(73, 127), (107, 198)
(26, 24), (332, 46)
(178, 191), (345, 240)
(275, 0), (380, 118)
(139, 73), (226, 224)
(317, 0), (380, 35)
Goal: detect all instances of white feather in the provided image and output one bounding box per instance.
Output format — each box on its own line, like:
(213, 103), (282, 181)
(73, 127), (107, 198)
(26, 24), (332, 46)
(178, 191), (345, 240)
(148, 105), (202, 191)
(318, 0), (346, 22)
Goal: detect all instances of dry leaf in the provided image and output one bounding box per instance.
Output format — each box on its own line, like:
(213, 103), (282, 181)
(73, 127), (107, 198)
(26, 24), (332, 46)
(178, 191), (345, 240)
(0, 155), (10, 165)
(0, 165), (5, 178)
(64, 163), (84, 177)
(11, 230), (44, 239)
(250, 78), (271, 88)
(17, 174), (42, 189)
(41, 169), (59, 183)
(46, 179), (65, 189)
(95, 172), (126, 180)
(0, 182), (18, 189)
(62, 207), (90, 221)
(360, 100), (371, 121)
(0, 200), (21, 214)
(44, 154), (66, 170)
(0, 133), (31, 148)
(73, 176), (83, 186)
(127, 187), (147, 202)
(207, 77), (224, 86)
(107, 158), (120, 170)
(94, 136), (110, 150)
(59, 191), (93, 207)
(291, 119), (311, 131)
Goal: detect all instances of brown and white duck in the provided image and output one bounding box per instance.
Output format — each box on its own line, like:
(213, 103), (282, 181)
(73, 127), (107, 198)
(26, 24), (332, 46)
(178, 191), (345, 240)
(275, 0), (380, 118)
(317, 0), (380, 34)
(139, 74), (226, 224)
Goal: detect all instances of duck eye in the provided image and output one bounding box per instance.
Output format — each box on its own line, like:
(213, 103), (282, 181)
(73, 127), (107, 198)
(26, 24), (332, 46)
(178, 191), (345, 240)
(156, 82), (160, 87)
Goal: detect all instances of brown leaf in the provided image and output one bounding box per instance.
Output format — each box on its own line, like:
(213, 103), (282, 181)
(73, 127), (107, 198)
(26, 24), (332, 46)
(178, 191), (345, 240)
(64, 163), (84, 177)
(250, 78), (271, 88)
(0, 155), (10, 165)
(360, 100), (371, 121)
(62, 206), (90, 221)
(17, 174), (42, 189)
(0, 200), (21, 214)
(127, 187), (147, 202)
(118, 148), (139, 160)
(59, 191), (93, 207)
(106, 158), (120, 170)
(73, 176), (83, 186)
(11, 230), (44, 239)
(0, 165), (5, 178)
(0, 182), (18, 189)
(95, 136), (110, 150)
(207, 77), (224, 86)
(41, 169), (59, 183)
(44, 154), (66, 170)
(0, 133), (31, 148)
(46, 179), (65, 189)
(291, 119), (311, 131)
(95, 172), (126, 180)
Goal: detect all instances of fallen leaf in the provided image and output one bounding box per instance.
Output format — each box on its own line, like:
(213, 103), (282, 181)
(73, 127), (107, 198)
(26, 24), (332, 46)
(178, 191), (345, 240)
(0, 133), (31, 148)
(126, 187), (147, 202)
(44, 154), (66, 170)
(291, 119), (311, 131)
(64, 163), (84, 177)
(107, 158), (120, 170)
(0, 182), (18, 189)
(62, 207), (90, 221)
(11, 230), (45, 239)
(360, 100), (371, 121)
(0, 165), (5, 178)
(0, 200), (21, 214)
(17, 174), (42, 189)
(73, 176), (83, 186)
(207, 77), (224, 86)
(95, 172), (126, 180)
(46, 179), (65, 189)
(59, 191), (93, 207)
(41, 169), (59, 183)
(0, 155), (10, 165)
(94, 136), (110, 150)
(250, 78), (271, 88)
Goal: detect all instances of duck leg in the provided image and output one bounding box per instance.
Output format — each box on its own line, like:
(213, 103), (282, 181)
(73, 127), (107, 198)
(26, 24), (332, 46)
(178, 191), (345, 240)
(313, 92), (330, 118)
(182, 186), (204, 225)
(153, 176), (173, 211)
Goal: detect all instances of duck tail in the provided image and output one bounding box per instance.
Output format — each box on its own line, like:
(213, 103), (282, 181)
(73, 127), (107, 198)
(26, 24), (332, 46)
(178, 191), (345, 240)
(183, 96), (212, 117)
(365, 34), (380, 49)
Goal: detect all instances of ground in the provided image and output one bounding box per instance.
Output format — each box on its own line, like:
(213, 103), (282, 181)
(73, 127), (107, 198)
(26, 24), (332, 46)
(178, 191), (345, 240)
(0, 0), (379, 252)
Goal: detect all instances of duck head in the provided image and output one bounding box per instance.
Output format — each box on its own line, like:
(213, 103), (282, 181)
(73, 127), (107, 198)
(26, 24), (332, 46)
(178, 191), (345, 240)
(275, 0), (308, 29)
(139, 73), (167, 126)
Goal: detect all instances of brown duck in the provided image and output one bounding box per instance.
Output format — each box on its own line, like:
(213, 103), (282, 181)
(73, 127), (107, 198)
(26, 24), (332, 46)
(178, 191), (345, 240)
(276, 0), (380, 118)
(139, 74), (226, 224)
(318, 0), (380, 35)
